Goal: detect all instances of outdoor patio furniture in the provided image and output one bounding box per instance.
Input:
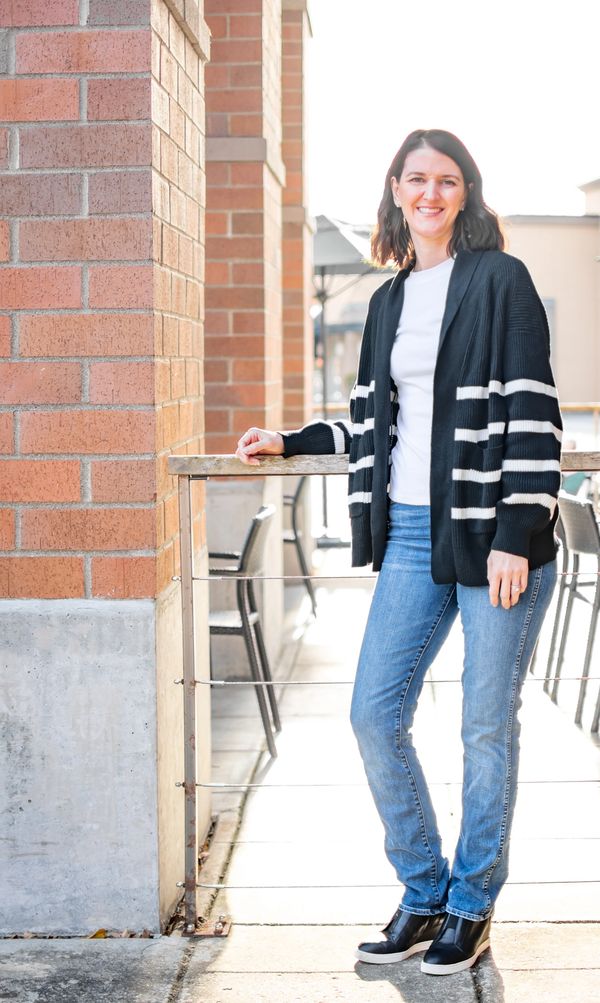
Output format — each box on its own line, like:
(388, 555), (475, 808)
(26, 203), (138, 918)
(209, 503), (281, 758)
(550, 494), (600, 730)
(283, 475), (317, 617)
(542, 513), (569, 695)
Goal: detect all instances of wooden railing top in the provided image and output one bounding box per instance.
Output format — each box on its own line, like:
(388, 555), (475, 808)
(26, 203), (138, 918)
(168, 451), (600, 477)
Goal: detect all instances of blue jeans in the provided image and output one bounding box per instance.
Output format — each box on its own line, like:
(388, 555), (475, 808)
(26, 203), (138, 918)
(350, 502), (556, 921)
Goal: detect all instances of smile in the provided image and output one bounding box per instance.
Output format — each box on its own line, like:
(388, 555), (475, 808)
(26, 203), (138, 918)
(416, 207), (443, 215)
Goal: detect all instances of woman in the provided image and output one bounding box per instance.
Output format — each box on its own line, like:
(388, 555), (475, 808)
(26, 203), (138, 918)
(236, 129), (561, 976)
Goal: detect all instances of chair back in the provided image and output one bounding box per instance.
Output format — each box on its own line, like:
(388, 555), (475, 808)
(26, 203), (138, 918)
(291, 475), (307, 506)
(238, 504), (276, 577)
(555, 512), (566, 549)
(558, 494), (600, 557)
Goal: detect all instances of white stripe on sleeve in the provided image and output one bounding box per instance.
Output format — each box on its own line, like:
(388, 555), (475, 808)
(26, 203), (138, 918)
(502, 459), (561, 473)
(331, 422), (346, 454)
(507, 420), (562, 441)
(457, 380), (558, 400)
(503, 492), (557, 513)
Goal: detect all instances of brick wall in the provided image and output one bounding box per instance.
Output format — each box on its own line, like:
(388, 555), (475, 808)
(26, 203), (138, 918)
(281, 0), (313, 429)
(151, 0), (207, 592)
(0, 0), (209, 600)
(204, 0), (285, 453)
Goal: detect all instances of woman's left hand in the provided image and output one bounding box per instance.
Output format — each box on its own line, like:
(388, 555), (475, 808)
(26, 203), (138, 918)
(487, 550), (528, 609)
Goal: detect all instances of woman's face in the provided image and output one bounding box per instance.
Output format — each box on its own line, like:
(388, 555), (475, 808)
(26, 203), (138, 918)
(391, 146), (467, 249)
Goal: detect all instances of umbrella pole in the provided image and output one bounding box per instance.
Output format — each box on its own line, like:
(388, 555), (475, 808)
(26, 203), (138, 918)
(315, 269), (349, 550)
(319, 278), (329, 531)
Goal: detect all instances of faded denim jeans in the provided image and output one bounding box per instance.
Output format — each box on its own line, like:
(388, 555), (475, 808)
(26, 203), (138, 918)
(350, 502), (556, 921)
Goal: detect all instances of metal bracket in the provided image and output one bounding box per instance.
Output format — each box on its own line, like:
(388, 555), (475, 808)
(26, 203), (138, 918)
(187, 915), (231, 938)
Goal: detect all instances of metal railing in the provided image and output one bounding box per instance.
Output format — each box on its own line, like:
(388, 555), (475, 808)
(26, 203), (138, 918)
(167, 449), (600, 933)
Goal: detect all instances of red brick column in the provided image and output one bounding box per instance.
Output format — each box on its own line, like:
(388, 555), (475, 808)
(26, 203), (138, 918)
(0, 0), (212, 936)
(203, 0), (285, 453)
(0, 0), (210, 600)
(282, 0), (314, 429)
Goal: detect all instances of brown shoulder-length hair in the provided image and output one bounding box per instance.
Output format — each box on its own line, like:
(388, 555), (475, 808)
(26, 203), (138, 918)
(371, 129), (504, 268)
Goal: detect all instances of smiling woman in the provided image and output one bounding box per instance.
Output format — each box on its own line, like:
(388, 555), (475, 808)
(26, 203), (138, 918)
(236, 127), (562, 978)
(371, 129), (504, 271)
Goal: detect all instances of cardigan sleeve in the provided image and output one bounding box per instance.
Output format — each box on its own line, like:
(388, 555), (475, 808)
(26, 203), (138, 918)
(279, 416), (352, 458)
(490, 259), (562, 558)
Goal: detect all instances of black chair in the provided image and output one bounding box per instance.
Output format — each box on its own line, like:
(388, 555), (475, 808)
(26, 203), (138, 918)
(551, 494), (600, 730)
(283, 475), (317, 616)
(541, 513), (569, 694)
(209, 504), (281, 758)
(534, 474), (591, 686)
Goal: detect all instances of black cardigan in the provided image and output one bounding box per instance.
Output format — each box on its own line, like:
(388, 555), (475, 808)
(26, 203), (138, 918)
(282, 249), (562, 585)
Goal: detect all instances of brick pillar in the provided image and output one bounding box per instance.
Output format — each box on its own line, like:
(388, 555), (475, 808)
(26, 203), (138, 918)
(203, 0), (286, 666)
(204, 0), (285, 453)
(0, 0), (211, 934)
(282, 0), (313, 429)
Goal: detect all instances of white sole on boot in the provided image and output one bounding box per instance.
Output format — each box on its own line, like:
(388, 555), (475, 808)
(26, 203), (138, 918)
(355, 939), (434, 965)
(420, 937), (490, 975)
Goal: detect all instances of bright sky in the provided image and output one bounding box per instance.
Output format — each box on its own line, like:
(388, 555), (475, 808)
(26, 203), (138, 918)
(306, 0), (600, 223)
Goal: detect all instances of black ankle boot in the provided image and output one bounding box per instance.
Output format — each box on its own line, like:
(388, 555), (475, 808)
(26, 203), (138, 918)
(421, 912), (491, 975)
(356, 908), (445, 965)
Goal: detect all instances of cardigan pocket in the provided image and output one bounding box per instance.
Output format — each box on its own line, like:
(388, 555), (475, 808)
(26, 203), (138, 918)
(452, 442), (503, 534)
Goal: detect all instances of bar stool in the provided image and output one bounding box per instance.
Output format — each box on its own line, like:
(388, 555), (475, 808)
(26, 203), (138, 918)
(283, 476), (317, 616)
(209, 504), (281, 758)
(551, 494), (600, 729)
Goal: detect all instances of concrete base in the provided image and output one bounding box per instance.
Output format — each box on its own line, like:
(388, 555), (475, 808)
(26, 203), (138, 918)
(155, 574), (211, 928)
(0, 590), (210, 936)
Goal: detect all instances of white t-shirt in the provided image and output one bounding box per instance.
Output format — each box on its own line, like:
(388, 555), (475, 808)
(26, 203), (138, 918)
(389, 256), (455, 505)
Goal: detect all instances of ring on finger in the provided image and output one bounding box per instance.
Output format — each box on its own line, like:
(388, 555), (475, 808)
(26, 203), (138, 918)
(510, 584), (521, 593)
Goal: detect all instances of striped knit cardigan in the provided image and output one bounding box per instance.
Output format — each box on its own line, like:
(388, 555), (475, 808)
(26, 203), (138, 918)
(282, 249), (562, 585)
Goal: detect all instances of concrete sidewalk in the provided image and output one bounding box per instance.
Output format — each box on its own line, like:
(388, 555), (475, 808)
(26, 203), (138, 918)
(3, 540), (600, 1002)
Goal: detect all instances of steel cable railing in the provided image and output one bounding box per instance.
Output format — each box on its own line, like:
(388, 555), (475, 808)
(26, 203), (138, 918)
(168, 451), (600, 933)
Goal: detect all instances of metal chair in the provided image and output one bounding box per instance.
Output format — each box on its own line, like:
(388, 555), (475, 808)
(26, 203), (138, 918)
(534, 473), (591, 687)
(551, 494), (600, 730)
(209, 504), (281, 758)
(541, 513), (569, 693)
(283, 476), (317, 617)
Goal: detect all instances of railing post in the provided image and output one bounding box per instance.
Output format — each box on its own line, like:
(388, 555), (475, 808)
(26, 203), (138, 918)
(178, 472), (198, 932)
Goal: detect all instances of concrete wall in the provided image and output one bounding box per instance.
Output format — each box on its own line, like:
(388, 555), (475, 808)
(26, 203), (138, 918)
(0, 600), (159, 935)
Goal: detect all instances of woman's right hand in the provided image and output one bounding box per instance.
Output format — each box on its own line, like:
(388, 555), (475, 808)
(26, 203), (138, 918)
(235, 427), (285, 466)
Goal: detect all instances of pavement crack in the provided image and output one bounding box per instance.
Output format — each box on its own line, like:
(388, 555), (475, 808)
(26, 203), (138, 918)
(165, 941), (195, 1003)
(471, 966), (484, 1002)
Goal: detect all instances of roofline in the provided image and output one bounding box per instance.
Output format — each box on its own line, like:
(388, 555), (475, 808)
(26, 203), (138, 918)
(579, 178), (600, 192)
(504, 214), (600, 226)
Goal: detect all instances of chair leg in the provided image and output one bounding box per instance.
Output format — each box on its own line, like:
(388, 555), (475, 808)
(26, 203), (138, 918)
(293, 532), (317, 617)
(248, 580), (281, 732)
(291, 501), (317, 616)
(238, 584), (277, 758)
(575, 575), (600, 727)
(543, 555), (569, 692)
(551, 555), (579, 703)
(252, 619), (282, 733)
(243, 624), (277, 758)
